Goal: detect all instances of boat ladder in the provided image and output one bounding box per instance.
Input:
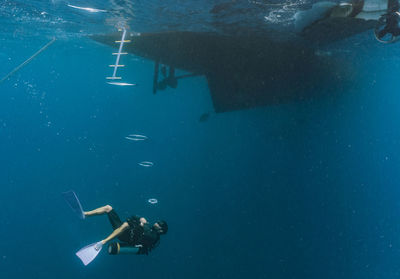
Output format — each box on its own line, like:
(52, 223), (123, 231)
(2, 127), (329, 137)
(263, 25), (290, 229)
(106, 27), (135, 86)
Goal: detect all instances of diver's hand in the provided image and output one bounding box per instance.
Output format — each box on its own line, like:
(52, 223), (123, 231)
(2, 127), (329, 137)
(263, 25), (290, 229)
(140, 217), (147, 226)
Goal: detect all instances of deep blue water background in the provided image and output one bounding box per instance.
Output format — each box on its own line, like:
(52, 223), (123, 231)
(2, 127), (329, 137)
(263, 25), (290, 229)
(2, 1), (400, 279)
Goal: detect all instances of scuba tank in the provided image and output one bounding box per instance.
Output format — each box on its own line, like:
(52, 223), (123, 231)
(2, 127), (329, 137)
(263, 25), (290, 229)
(108, 242), (140, 255)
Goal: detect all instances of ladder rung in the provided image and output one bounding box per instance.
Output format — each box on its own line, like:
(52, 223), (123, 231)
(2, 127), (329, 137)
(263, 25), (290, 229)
(112, 53), (127, 55)
(115, 40), (131, 43)
(109, 65), (125, 67)
(106, 77), (122, 80)
(107, 82), (136, 86)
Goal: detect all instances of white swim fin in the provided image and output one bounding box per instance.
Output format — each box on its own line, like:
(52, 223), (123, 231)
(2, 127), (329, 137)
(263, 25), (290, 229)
(76, 241), (103, 266)
(62, 190), (85, 220)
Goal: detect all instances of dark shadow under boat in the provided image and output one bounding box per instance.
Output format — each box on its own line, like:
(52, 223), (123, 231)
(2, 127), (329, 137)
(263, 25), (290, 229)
(91, 31), (355, 112)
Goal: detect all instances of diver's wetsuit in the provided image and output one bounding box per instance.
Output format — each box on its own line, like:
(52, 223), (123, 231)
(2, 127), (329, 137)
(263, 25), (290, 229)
(107, 209), (160, 255)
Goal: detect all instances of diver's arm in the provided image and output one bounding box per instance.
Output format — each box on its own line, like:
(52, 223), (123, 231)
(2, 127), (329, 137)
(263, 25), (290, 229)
(101, 222), (130, 244)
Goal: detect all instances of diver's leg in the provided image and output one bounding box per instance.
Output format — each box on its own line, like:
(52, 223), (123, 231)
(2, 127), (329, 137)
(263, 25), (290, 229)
(84, 205), (113, 217)
(105, 209), (130, 242)
(107, 209), (123, 230)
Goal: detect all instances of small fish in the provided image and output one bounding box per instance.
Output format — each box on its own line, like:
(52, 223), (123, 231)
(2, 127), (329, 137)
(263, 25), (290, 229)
(125, 134), (148, 141)
(67, 4), (107, 13)
(138, 161), (154, 167)
(148, 198), (158, 204)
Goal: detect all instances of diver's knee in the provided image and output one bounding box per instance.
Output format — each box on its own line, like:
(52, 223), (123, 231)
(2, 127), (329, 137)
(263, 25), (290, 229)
(104, 205), (113, 212)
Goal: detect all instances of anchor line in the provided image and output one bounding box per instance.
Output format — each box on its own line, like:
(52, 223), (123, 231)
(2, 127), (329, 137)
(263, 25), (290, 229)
(0, 37), (56, 84)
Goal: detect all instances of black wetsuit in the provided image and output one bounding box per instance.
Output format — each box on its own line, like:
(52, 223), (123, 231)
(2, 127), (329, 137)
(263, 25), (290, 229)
(108, 210), (160, 255)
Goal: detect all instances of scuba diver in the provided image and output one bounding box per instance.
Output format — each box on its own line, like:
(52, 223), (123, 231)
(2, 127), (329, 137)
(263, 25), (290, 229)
(85, 205), (168, 255)
(62, 190), (168, 265)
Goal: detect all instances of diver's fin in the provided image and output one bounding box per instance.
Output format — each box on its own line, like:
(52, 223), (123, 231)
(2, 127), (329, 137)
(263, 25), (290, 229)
(76, 242), (103, 266)
(62, 190), (85, 220)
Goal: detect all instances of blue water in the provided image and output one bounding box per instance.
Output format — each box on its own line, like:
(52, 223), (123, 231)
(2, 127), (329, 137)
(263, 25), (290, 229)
(2, 1), (400, 279)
